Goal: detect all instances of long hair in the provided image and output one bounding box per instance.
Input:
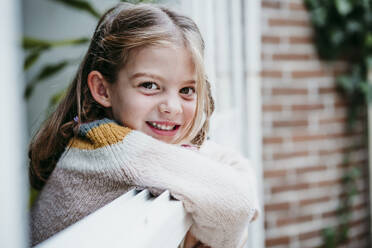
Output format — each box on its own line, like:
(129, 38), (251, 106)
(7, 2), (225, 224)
(29, 3), (215, 190)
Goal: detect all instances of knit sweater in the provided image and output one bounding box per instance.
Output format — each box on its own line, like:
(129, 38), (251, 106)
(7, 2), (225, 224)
(30, 118), (259, 248)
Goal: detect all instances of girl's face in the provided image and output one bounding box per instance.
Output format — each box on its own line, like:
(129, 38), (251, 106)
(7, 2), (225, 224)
(107, 45), (197, 144)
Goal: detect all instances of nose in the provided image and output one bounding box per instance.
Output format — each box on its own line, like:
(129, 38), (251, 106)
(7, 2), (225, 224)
(158, 95), (182, 116)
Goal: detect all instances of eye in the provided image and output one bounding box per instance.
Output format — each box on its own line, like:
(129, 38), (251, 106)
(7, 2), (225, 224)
(180, 87), (196, 97)
(139, 82), (159, 90)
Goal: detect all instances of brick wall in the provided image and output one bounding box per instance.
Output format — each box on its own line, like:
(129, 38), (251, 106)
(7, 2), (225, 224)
(260, 0), (370, 247)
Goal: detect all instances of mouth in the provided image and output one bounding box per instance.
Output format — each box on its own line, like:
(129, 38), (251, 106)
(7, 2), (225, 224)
(146, 121), (181, 136)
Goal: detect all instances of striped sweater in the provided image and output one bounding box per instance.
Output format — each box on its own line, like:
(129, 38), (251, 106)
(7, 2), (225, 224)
(30, 118), (259, 248)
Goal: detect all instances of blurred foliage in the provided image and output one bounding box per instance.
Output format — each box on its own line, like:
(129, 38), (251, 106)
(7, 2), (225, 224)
(25, 0), (158, 207)
(24, 0), (157, 111)
(304, 0), (371, 247)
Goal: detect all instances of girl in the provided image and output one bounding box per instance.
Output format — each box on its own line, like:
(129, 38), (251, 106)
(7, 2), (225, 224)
(29, 3), (259, 248)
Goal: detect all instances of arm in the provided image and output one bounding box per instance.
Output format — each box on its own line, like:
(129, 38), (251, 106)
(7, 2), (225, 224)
(65, 119), (257, 248)
(199, 140), (261, 220)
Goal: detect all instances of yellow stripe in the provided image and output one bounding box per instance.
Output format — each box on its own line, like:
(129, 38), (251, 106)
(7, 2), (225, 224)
(68, 122), (131, 150)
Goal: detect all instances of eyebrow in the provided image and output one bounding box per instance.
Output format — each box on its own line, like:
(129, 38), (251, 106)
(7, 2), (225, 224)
(130, 72), (195, 84)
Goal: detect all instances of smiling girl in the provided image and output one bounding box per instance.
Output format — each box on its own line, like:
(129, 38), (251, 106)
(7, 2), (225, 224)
(29, 3), (259, 248)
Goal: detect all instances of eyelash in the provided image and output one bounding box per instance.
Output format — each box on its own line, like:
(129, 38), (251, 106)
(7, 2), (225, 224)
(140, 82), (159, 90)
(139, 82), (196, 98)
(179, 87), (196, 96)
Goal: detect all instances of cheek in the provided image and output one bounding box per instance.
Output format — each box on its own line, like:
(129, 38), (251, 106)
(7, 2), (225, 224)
(183, 101), (197, 122)
(116, 95), (155, 127)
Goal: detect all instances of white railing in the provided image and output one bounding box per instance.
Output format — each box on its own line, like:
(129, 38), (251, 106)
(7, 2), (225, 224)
(35, 189), (192, 248)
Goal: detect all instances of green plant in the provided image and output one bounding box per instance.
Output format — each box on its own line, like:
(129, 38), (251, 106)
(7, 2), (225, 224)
(24, 0), (157, 110)
(304, 0), (371, 247)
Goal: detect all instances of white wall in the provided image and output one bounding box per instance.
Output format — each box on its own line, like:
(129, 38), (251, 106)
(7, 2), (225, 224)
(0, 0), (28, 247)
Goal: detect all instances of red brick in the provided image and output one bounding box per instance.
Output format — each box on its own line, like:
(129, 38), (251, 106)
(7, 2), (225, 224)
(273, 151), (308, 160)
(296, 165), (327, 174)
(292, 104), (324, 111)
(299, 230), (321, 241)
(261, 70), (283, 78)
(350, 218), (365, 227)
(262, 1), (281, 9)
(317, 179), (342, 187)
(300, 196), (331, 206)
(319, 87), (337, 94)
(272, 88), (308, 95)
(335, 161), (366, 171)
(334, 68), (348, 77)
(266, 236), (290, 246)
(354, 231), (369, 241)
(277, 215), (313, 227)
(318, 145), (365, 156)
(263, 136), (283, 144)
(292, 134), (326, 142)
(353, 202), (367, 211)
(262, 35), (280, 44)
(264, 169), (287, 178)
(319, 117), (347, 124)
(268, 18), (309, 27)
(289, 2), (306, 11)
(289, 36), (312, 44)
(272, 183), (310, 194)
(273, 150), (309, 159)
(334, 101), (347, 108)
(322, 209), (337, 218)
(265, 202), (290, 211)
(272, 53), (312, 61)
(292, 132), (349, 142)
(291, 70), (327, 78)
(273, 120), (308, 127)
(263, 104), (283, 112)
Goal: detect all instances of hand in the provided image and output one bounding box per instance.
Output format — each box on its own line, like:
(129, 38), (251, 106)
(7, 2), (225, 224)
(250, 209), (259, 222)
(183, 231), (210, 248)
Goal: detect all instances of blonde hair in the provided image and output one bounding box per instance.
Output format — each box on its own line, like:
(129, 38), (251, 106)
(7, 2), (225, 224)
(29, 3), (214, 190)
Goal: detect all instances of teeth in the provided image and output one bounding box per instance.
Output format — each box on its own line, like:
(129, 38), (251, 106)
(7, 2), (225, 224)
(149, 122), (175, 131)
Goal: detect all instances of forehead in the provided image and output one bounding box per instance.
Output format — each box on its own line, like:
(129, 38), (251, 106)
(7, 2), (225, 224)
(123, 44), (196, 80)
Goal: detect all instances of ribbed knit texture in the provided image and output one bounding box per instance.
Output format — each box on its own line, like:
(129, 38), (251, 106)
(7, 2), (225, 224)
(30, 119), (259, 248)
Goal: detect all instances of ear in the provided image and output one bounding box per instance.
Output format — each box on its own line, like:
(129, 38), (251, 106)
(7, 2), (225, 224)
(87, 71), (112, 108)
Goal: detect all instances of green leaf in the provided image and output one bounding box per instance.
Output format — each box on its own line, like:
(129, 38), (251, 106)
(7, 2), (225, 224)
(121, 0), (157, 3)
(49, 88), (67, 108)
(322, 227), (337, 248)
(36, 61), (70, 81)
(346, 20), (362, 33)
(24, 50), (42, 70)
(25, 60), (70, 99)
(365, 32), (372, 48)
(51, 0), (101, 18)
(304, 0), (318, 9)
(330, 29), (344, 46)
(23, 37), (51, 50)
(366, 56), (372, 69)
(29, 188), (39, 208)
(358, 81), (372, 102)
(311, 7), (327, 27)
(337, 75), (354, 92)
(23, 37), (89, 50)
(335, 0), (352, 16)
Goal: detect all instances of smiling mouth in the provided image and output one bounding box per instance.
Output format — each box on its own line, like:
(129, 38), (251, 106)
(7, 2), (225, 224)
(146, 121), (180, 131)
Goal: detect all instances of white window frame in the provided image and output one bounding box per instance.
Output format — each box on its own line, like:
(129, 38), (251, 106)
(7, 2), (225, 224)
(0, 0), (28, 248)
(178, 0), (264, 247)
